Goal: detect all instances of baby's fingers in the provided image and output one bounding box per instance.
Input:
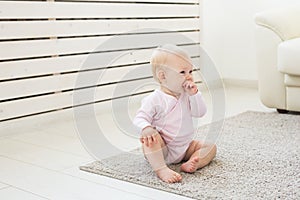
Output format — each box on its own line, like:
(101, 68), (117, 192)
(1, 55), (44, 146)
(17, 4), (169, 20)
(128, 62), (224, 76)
(140, 138), (144, 144)
(142, 137), (149, 147)
(148, 136), (155, 147)
(140, 133), (159, 147)
(142, 136), (152, 147)
(182, 81), (189, 89)
(187, 81), (195, 88)
(151, 134), (158, 144)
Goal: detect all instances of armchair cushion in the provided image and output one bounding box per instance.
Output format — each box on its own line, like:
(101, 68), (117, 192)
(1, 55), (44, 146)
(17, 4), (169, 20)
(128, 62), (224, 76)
(284, 75), (300, 87)
(278, 38), (300, 75)
(255, 5), (300, 41)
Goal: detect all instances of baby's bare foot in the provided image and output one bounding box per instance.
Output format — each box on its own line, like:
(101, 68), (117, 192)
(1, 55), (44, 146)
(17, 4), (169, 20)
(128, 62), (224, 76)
(156, 167), (182, 183)
(180, 156), (200, 173)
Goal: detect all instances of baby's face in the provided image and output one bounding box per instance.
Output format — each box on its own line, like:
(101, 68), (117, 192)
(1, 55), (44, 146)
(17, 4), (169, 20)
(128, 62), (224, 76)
(162, 53), (194, 94)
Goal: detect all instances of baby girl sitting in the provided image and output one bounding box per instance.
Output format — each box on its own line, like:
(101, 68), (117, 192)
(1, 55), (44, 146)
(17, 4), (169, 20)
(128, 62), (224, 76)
(133, 44), (217, 183)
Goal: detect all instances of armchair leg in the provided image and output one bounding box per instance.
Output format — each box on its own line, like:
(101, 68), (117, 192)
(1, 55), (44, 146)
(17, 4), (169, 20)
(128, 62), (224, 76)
(277, 109), (289, 114)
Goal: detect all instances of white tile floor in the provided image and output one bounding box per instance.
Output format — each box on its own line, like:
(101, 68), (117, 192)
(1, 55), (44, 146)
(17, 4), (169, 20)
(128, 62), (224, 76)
(0, 84), (274, 200)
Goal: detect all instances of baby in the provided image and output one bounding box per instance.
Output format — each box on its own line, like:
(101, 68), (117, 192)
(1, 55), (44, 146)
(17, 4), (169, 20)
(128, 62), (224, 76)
(133, 44), (217, 183)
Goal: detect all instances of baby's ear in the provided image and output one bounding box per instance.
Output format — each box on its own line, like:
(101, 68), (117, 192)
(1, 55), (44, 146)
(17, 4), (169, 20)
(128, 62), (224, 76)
(157, 69), (166, 82)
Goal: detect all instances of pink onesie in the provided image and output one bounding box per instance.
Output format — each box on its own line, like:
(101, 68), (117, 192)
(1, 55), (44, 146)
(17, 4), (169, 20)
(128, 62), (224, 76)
(133, 89), (207, 164)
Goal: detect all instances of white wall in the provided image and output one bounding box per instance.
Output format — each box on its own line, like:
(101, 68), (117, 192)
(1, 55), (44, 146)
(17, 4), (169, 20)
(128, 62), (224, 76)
(201, 0), (300, 82)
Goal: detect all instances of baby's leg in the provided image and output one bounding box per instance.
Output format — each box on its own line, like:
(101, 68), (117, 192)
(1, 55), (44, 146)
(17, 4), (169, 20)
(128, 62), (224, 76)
(180, 140), (217, 173)
(143, 134), (182, 183)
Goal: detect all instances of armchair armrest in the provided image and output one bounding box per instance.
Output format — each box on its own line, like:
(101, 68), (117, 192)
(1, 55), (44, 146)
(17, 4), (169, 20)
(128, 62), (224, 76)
(254, 5), (300, 41)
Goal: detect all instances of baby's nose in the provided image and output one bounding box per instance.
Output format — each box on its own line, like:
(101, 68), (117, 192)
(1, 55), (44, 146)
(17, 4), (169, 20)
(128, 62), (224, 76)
(186, 74), (193, 80)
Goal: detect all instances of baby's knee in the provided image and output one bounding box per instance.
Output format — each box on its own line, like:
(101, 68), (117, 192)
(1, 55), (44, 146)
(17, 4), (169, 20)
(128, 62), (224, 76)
(210, 143), (217, 155)
(152, 132), (162, 139)
(153, 132), (164, 143)
(191, 140), (202, 150)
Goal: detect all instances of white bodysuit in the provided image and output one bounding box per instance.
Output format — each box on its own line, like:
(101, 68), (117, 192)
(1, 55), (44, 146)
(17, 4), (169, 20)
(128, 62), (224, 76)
(133, 89), (207, 164)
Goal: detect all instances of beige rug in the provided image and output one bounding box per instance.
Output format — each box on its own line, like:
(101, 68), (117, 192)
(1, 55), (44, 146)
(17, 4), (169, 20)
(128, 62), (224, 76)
(80, 111), (300, 199)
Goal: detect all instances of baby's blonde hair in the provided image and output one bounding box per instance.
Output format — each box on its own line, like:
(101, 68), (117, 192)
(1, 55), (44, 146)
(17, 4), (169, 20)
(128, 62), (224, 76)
(150, 44), (192, 82)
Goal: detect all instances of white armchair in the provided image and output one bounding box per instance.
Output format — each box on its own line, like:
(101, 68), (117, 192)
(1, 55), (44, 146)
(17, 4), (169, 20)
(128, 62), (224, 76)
(254, 5), (300, 113)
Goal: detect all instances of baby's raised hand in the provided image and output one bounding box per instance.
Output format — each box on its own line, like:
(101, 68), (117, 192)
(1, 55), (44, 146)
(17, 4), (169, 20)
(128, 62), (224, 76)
(140, 126), (159, 147)
(183, 80), (198, 95)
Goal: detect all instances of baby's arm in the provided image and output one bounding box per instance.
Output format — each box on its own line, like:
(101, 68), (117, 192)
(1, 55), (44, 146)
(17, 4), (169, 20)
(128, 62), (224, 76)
(133, 95), (159, 147)
(189, 90), (207, 117)
(183, 80), (207, 117)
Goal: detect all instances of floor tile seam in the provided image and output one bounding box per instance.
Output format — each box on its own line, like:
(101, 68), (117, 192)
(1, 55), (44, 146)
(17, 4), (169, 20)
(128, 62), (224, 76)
(0, 180), (50, 199)
(0, 154), (88, 173)
(7, 138), (92, 159)
(2, 185), (50, 200)
(0, 155), (153, 200)
(0, 184), (10, 190)
(59, 170), (156, 200)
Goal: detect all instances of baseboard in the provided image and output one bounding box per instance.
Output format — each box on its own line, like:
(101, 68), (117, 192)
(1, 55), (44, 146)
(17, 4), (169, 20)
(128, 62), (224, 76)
(197, 79), (258, 91)
(0, 109), (74, 138)
(223, 78), (258, 89)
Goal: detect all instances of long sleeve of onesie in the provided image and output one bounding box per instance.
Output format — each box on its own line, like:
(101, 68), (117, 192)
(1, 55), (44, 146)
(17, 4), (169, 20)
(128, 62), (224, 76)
(188, 91), (207, 117)
(132, 94), (156, 134)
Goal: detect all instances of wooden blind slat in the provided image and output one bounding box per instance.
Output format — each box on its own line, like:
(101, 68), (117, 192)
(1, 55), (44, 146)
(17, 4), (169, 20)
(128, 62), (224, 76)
(0, 18), (200, 39)
(0, 1), (199, 19)
(59, 0), (199, 3)
(0, 32), (199, 60)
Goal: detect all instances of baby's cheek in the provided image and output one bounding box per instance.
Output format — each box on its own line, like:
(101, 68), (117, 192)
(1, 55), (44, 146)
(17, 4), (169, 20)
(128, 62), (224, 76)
(179, 76), (186, 84)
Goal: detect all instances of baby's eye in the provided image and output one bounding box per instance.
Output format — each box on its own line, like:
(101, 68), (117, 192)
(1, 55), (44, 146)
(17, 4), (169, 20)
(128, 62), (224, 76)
(180, 71), (186, 75)
(189, 70), (193, 74)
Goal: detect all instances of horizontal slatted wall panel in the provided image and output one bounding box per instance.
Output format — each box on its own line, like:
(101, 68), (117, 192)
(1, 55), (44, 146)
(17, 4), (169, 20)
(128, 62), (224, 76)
(0, 0), (201, 122)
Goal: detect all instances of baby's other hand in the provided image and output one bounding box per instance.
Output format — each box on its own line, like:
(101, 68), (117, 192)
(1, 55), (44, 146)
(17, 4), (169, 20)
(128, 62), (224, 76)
(140, 126), (159, 147)
(183, 80), (198, 95)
